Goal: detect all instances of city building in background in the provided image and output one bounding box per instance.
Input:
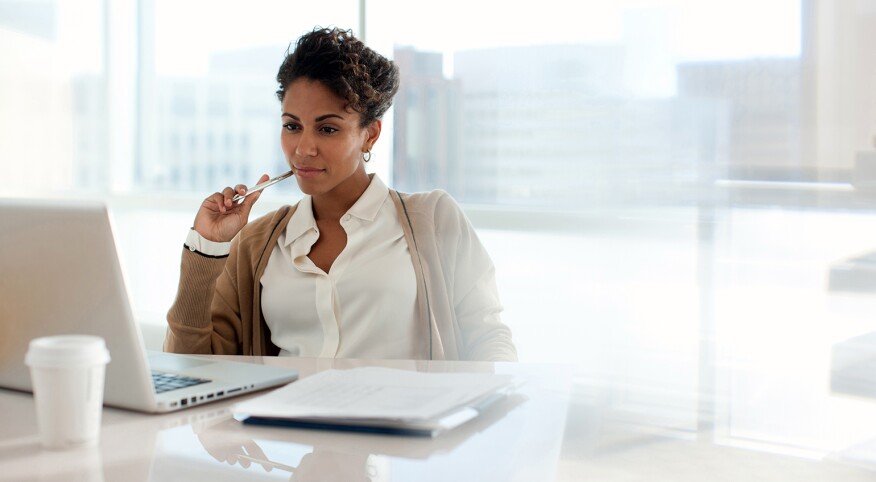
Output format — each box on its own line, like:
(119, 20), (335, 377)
(448, 43), (706, 207)
(3, 0), (874, 211)
(136, 46), (288, 193)
(391, 47), (462, 197)
(676, 58), (801, 179)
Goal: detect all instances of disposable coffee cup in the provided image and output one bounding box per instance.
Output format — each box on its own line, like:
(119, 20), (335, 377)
(25, 335), (111, 450)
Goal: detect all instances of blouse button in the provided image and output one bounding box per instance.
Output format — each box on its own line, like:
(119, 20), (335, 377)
(343, 214), (351, 222)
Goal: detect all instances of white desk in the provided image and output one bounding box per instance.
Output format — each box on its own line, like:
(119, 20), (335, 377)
(1, 356), (875, 481)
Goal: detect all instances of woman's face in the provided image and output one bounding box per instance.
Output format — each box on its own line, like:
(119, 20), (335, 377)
(280, 78), (380, 199)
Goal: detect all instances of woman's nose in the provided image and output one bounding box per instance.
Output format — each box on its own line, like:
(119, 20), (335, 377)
(295, 130), (317, 157)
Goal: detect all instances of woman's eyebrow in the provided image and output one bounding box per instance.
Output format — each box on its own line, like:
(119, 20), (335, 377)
(281, 113), (345, 122)
(315, 113), (344, 121)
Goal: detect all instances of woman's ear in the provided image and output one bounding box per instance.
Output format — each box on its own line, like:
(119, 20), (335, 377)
(363, 119), (382, 151)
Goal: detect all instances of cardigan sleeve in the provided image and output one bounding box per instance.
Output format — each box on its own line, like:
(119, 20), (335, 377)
(433, 193), (518, 362)
(164, 206), (293, 357)
(163, 246), (243, 355)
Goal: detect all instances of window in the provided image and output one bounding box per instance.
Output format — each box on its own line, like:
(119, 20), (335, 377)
(4, 0), (876, 456)
(1, 0), (106, 193)
(138, 0), (358, 195)
(367, 0), (855, 209)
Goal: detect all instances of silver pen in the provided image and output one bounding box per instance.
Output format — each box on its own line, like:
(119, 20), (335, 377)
(232, 169), (295, 204)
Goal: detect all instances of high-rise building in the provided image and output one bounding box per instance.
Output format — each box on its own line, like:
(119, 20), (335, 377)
(450, 43), (707, 207)
(392, 47), (463, 196)
(800, 0), (876, 186)
(137, 46), (289, 194)
(677, 58), (802, 181)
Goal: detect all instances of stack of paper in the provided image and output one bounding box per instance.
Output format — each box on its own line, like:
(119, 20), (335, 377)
(233, 367), (517, 436)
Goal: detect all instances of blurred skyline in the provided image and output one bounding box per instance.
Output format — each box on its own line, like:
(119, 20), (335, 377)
(2, 0), (873, 212)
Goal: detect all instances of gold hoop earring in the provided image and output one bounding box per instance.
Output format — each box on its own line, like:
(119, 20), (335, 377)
(363, 151), (372, 162)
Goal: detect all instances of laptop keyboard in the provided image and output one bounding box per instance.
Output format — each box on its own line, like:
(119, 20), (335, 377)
(152, 372), (211, 394)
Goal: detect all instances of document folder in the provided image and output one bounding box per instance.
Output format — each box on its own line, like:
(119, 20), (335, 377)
(232, 367), (518, 437)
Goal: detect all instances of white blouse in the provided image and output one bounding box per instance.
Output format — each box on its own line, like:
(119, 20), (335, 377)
(259, 175), (420, 358)
(183, 174), (515, 361)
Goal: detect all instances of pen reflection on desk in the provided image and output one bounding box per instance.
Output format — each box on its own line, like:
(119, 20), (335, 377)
(196, 431), (380, 482)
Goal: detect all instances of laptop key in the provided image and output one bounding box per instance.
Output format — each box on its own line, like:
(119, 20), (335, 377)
(151, 371), (211, 394)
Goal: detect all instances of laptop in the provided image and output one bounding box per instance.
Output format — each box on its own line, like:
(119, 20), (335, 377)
(0, 198), (298, 413)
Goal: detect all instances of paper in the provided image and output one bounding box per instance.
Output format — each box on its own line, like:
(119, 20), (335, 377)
(233, 367), (514, 424)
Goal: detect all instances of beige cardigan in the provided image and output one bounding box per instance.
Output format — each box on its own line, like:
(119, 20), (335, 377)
(164, 189), (517, 361)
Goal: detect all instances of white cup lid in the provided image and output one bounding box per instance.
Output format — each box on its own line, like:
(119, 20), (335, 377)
(25, 335), (111, 367)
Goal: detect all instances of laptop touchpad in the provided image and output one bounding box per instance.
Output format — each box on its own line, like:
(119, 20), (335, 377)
(149, 353), (215, 372)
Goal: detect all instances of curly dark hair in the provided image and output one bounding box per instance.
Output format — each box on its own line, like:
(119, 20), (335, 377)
(276, 27), (400, 127)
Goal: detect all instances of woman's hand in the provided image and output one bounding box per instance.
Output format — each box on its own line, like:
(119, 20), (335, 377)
(193, 174), (270, 242)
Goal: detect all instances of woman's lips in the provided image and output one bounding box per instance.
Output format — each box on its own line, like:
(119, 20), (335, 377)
(293, 166), (324, 179)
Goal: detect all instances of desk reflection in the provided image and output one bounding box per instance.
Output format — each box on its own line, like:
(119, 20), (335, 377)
(197, 429), (381, 481)
(0, 359), (567, 482)
(173, 390), (529, 482)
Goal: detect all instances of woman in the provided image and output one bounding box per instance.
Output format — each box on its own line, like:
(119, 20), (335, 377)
(164, 27), (516, 361)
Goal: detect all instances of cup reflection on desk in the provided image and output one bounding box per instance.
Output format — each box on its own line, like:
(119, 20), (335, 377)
(35, 446), (106, 482)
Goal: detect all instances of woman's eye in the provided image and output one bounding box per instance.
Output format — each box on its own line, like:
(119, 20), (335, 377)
(319, 126), (338, 134)
(283, 123), (300, 132)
